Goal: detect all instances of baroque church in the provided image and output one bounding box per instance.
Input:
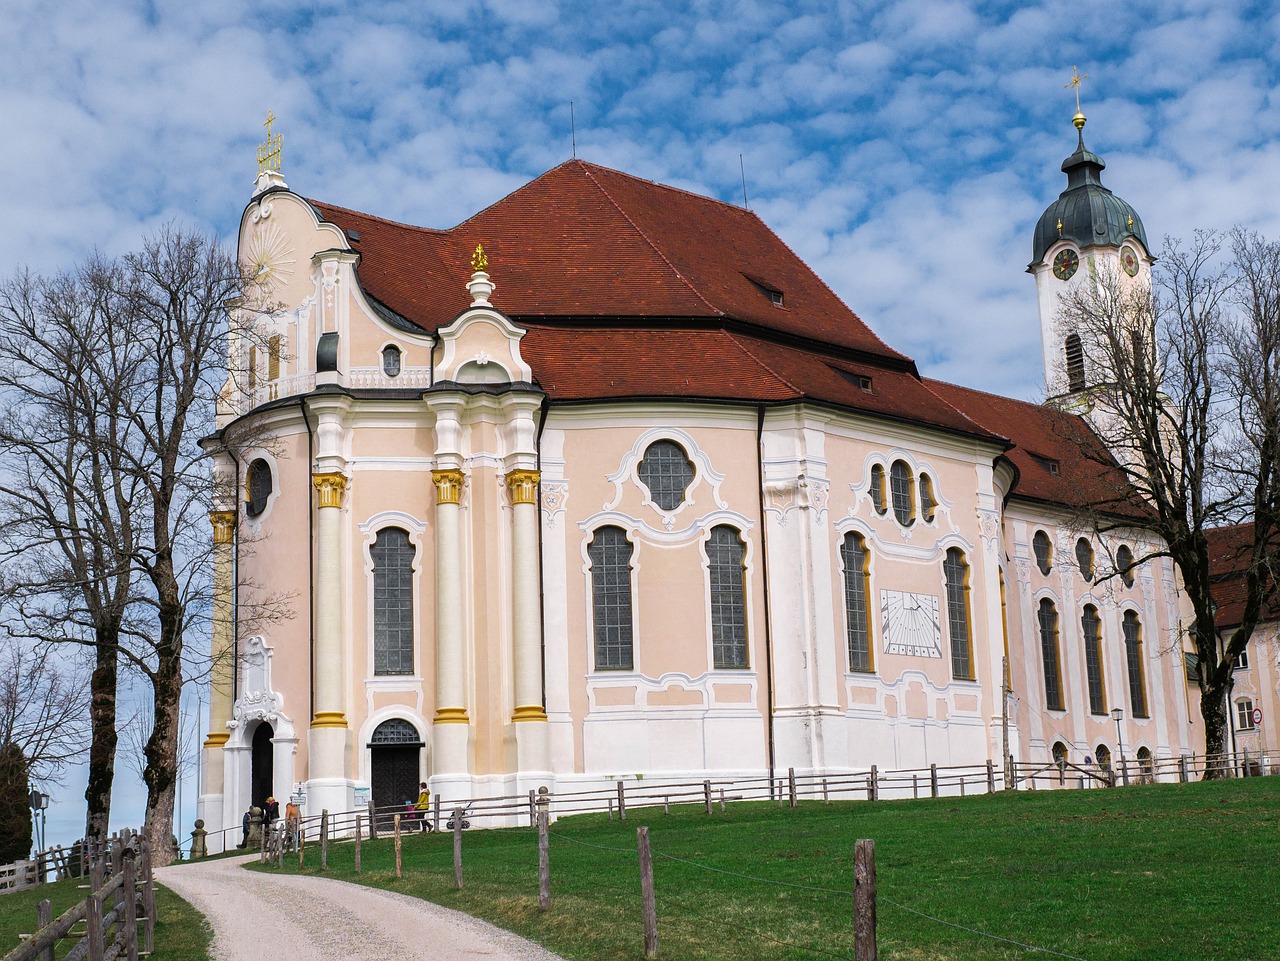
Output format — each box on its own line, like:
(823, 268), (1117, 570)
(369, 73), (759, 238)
(197, 112), (1205, 844)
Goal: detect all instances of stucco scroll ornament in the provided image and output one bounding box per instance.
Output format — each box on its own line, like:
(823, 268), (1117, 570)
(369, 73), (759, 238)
(976, 509), (1002, 555)
(250, 196), (273, 223)
(801, 476), (830, 522)
(1014, 556), (1032, 588)
(763, 480), (797, 526)
(541, 480), (569, 528)
(233, 636), (284, 724)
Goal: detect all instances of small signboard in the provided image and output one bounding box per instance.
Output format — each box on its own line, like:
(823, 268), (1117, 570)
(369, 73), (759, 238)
(353, 786), (371, 808)
(1252, 708), (1263, 726)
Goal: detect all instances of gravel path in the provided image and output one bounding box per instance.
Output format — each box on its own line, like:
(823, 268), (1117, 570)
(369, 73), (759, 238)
(155, 854), (566, 961)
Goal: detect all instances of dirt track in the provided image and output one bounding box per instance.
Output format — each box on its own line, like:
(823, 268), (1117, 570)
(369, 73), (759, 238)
(156, 854), (565, 961)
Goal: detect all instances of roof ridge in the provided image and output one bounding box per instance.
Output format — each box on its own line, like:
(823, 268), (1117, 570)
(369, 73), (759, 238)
(576, 163), (723, 317)
(575, 159), (765, 217)
(722, 332), (803, 394)
(307, 197), (450, 235)
(916, 377), (1008, 443)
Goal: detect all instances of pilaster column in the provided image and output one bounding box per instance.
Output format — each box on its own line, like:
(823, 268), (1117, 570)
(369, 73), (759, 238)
(205, 510), (237, 750)
(310, 471), (349, 794)
(506, 470), (546, 722)
(432, 468), (470, 729)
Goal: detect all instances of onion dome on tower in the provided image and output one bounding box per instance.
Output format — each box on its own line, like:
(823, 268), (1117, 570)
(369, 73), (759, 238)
(1030, 112), (1148, 268)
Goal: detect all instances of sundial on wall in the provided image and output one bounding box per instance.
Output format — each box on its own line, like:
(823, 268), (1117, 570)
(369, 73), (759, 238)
(880, 590), (942, 658)
(243, 221), (296, 288)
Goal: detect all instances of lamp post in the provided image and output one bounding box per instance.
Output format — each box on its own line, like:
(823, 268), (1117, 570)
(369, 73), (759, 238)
(28, 789), (49, 879)
(1111, 707), (1126, 786)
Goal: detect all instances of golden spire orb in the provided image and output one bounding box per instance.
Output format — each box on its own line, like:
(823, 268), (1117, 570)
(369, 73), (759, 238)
(471, 243), (489, 273)
(256, 111), (283, 175)
(1065, 67), (1088, 131)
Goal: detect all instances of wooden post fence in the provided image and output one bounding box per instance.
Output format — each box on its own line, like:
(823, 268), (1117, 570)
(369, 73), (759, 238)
(617, 779), (627, 820)
(537, 795), (551, 912)
(854, 839), (877, 961)
(368, 799), (378, 839)
(434, 794), (441, 834)
(321, 810), (329, 870)
(354, 816), (362, 873)
(986, 759), (996, 793)
(637, 827), (658, 960)
(1179, 755), (1189, 783)
(453, 809), (464, 890)
(930, 764), (939, 798)
(868, 766), (878, 801)
(394, 814), (403, 878)
(36, 900), (51, 961)
(703, 780), (712, 814)
(788, 767), (797, 808)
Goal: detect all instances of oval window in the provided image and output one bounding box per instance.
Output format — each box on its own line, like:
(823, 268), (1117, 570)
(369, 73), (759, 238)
(1116, 545), (1135, 587)
(1075, 538), (1094, 581)
(638, 440), (695, 511)
(869, 464), (887, 515)
(246, 459), (272, 518)
(1032, 530), (1053, 575)
(382, 344), (402, 378)
(919, 473), (937, 523)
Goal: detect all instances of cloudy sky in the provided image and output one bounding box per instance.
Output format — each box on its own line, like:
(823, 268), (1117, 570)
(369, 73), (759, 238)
(5, 0), (1279, 842)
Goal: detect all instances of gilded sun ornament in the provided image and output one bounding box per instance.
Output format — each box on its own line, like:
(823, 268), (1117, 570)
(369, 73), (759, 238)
(243, 222), (296, 288)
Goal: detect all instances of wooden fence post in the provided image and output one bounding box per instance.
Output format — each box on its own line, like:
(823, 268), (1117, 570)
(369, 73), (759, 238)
(788, 767), (797, 808)
(868, 766), (878, 801)
(719, 788), (726, 814)
(986, 759), (996, 794)
(703, 780), (712, 815)
(298, 825), (305, 870)
(320, 810), (329, 870)
(822, 778), (829, 803)
(354, 816), (363, 873)
(86, 892), (104, 961)
(368, 799), (378, 840)
(960, 778), (966, 797)
(1178, 755), (1189, 783)
(637, 827), (658, 960)
(434, 794), (441, 834)
(854, 839), (877, 961)
(930, 764), (938, 798)
(123, 856), (138, 961)
(529, 790), (537, 827)
(142, 843), (156, 958)
(1120, 758), (1130, 787)
(617, 779), (627, 820)
(394, 815), (403, 879)
(537, 797), (551, 912)
(912, 775), (918, 799)
(453, 809), (464, 889)
(37, 899), (53, 961)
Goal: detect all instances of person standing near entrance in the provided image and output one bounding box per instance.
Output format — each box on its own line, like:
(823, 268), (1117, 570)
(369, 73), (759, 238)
(413, 782), (431, 832)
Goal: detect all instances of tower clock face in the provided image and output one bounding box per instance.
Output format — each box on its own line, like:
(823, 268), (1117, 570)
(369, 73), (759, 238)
(1120, 246), (1140, 277)
(881, 590), (942, 658)
(1052, 248), (1080, 281)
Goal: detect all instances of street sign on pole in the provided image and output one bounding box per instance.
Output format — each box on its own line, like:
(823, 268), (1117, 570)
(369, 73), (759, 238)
(1253, 707), (1263, 726)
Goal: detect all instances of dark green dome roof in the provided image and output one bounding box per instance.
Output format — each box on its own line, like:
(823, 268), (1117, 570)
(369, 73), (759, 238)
(1032, 127), (1148, 266)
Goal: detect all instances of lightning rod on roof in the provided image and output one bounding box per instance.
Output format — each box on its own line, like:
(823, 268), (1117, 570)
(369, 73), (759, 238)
(739, 154), (750, 210)
(571, 102), (577, 159)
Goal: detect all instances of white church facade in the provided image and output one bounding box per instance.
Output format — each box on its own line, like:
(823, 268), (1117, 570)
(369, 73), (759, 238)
(197, 116), (1204, 843)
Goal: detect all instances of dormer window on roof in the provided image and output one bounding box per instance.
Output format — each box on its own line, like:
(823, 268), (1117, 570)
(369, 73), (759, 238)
(744, 274), (784, 307)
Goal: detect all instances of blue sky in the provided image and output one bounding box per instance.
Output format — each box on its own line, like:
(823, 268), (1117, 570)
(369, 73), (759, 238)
(4, 0), (1279, 844)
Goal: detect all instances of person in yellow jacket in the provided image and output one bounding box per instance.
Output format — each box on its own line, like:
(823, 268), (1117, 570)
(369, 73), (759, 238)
(413, 782), (432, 832)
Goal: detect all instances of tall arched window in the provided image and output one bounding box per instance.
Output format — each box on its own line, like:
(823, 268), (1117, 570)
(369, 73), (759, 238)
(638, 440), (695, 510)
(889, 460), (915, 526)
(1038, 598), (1064, 710)
(1123, 610), (1148, 718)
(246, 459), (272, 518)
(1032, 530), (1053, 575)
(944, 548), (973, 680)
(1095, 744), (1112, 770)
(841, 533), (873, 673)
(1081, 604), (1106, 715)
(869, 464), (887, 515)
(588, 526), (634, 671)
(707, 526), (748, 669)
(1065, 333), (1085, 391)
(372, 527), (415, 675)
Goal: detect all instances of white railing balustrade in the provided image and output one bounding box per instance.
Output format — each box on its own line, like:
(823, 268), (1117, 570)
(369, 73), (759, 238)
(348, 366), (432, 390)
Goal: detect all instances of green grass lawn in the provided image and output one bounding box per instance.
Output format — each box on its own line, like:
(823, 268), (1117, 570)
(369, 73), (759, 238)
(248, 777), (1280, 961)
(0, 872), (211, 961)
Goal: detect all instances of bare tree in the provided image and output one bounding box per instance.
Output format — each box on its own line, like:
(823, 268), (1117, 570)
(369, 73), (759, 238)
(0, 259), (143, 843)
(0, 633), (88, 784)
(1056, 230), (1280, 772)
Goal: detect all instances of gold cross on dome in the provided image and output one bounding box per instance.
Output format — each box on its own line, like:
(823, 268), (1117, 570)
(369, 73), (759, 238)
(257, 110), (283, 174)
(1065, 66), (1088, 114)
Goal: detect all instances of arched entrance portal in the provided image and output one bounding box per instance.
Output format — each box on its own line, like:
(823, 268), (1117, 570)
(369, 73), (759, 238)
(251, 721), (274, 810)
(369, 719), (423, 824)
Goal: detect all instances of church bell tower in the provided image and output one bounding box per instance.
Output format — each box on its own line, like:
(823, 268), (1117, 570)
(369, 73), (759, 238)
(1030, 71), (1151, 399)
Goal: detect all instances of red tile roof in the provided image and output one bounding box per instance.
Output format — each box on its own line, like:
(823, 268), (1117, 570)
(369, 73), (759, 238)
(925, 379), (1144, 516)
(310, 159), (906, 362)
(1206, 523), (1280, 628)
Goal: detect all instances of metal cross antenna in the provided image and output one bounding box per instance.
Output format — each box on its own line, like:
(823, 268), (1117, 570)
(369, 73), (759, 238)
(1065, 66), (1088, 114)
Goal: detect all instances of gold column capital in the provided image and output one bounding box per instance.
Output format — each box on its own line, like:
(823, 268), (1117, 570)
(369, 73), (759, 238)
(505, 469), (541, 505)
(433, 707), (470, 725)
(310, 710), (348, 729)
(512, 705), (548, 723)
(432, 468), (465, 506)
(210, 510), (236, 544)
(203, 731), (230, 748)
(312, 472), (349, 509)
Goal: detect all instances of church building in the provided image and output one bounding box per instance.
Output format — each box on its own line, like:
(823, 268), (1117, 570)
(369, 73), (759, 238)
(197, 113), (1203, 844)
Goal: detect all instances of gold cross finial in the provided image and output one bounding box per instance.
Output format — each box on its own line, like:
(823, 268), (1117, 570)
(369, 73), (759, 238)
(471, 243), (488, 273)
(256, 111), (283, 174)
(1065, 67), (1088, 130)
